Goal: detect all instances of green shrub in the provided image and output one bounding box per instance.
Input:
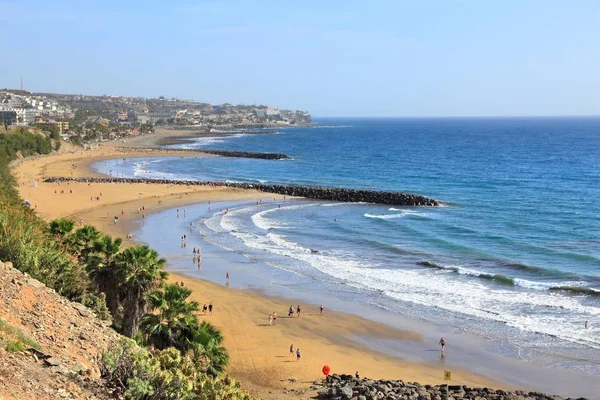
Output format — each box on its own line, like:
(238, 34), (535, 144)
(6, 340), (26, 352)
(99, 339), (253, 400)
(0, 319), (41, 352)
(0, 130), (52, 159)
(77, 292), (112, 321)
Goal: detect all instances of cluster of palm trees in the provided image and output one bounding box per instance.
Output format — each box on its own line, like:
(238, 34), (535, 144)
(49, 217), (228, 375)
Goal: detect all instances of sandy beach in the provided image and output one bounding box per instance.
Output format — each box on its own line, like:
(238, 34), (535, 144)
(12, 141), (508, 399)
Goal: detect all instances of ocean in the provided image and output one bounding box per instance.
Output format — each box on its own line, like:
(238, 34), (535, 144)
(95, 117), (600, 376)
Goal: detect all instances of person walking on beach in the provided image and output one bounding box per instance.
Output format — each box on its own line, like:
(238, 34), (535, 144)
(296, 348), (301, 361)
(289, 343), (294, 356)
(289, 305), (294, 317)
(296, 305), (301, 318)
(203, 304), (207, 314)
(439, 337), (446, 354)
(208, 303), (213, 315)
(320, 304), (324, 315)
(269, 313), (273, 326)
(273, 312), (277, 325)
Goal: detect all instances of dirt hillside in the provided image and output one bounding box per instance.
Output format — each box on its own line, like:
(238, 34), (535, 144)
(0, 260), (119, 400)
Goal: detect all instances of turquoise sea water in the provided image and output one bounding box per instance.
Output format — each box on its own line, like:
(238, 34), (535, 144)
(96, 117), (600, 375)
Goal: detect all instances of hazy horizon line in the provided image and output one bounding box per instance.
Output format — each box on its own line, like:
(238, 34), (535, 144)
(313, 115), (600, 119)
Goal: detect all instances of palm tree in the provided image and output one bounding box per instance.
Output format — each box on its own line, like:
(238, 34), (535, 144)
(87, 234), (122, 318)
(72, 225), (101, 262)
(49, 218), (75, 239)
(115, 245), (167, 338)
(191, 321), (229, 376)
(140, 283), (200, 351)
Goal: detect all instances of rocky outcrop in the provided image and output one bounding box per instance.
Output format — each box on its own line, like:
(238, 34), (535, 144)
(0, 260), (118, 399)
(313, 374), (587, 400)
(43, 176), (440, 206)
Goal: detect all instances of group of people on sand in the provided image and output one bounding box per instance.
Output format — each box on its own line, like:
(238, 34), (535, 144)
(54, 188), (73, 195)
(289, 343), (301, 361)
(269, 312), (277, 326)
(268, 304), (327, 362)
(283, 304), (325, 318)
(201, 302), (213, 315)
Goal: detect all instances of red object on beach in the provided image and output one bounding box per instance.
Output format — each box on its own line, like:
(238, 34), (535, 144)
(322, 365), (331, 376)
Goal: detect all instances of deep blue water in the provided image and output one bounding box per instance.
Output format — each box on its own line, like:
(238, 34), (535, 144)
(96, 117), (600, 373)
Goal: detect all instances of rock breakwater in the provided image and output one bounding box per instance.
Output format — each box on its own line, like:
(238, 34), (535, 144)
(44, 177), (440, 206)
(118, 147), (290, 160)
(314, 374), (587, 400)
(200, 149), (290, 159)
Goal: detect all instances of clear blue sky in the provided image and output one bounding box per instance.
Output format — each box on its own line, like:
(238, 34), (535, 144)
(1, 0), (599, 117)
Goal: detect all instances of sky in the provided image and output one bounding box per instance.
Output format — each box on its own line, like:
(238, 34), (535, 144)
(1, 0), (599, 117)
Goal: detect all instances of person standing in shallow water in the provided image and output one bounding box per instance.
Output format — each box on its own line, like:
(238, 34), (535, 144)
(439, 337), (446, 354)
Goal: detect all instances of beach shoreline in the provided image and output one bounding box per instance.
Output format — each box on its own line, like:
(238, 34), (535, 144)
(11, 143), (508, 398)
(11, 141), (599, 399)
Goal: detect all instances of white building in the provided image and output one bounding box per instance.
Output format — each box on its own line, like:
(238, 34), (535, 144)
(14, 108), (36, 125)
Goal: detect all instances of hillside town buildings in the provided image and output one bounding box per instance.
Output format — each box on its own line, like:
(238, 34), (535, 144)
(0, 89), (312, 143)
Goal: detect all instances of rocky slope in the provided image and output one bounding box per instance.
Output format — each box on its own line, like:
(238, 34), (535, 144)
(0, 260), (119, 400)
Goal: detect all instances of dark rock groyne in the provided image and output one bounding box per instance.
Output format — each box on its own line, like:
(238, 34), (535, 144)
(117, 147), (291, 160)
(199, 149), (290, 160)
(44, 177), (439, 206)
(313, 374), (587, 400)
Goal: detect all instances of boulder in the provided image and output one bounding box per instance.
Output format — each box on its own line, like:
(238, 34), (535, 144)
(44, 357), (61, 367)
(340, 385), (353, 399)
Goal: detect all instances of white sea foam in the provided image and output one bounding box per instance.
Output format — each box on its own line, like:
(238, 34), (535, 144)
(321, 202), (365, 207)
(364, 213), (407, 220)
(389, 208), (429, 216)
(130, 159), (179, 180)
(251, 203), (317, 230)
(513, 278), (554, 291)
(312, 125), (354, 128)
(205, 203), (600, 351)
(267, 233), (312, 253)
